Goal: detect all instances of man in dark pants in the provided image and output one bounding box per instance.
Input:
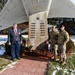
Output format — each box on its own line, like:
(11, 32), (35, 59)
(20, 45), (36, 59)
(8, 23), (22, 61)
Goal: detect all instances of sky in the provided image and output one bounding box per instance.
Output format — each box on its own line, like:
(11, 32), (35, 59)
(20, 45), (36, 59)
(71, 0), (75, 5)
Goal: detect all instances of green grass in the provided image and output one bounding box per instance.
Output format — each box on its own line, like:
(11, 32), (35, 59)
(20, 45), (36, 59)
(47, 54), (75, 75)
(0, 55), (12, 71)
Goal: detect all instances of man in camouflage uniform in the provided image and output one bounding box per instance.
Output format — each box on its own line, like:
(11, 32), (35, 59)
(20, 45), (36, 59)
(48, 26), (59, 61)
(58, 25), (69, 65)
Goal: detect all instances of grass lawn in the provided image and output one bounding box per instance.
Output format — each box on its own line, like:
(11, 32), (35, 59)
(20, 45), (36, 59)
(47, 54), (75, 75)
(0, 55), (12, 71)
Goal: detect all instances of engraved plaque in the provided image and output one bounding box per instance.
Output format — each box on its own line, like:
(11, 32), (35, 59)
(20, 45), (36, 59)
(29, 11), (48, 49)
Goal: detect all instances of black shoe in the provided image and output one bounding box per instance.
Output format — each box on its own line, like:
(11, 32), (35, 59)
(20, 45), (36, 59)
(11, 58), (15, 62)
(12, 59), (15, 61)
(17, 57), (20, 60)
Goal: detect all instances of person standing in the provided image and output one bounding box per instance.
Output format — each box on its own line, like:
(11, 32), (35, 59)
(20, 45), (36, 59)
(58, 25), (69, 65)
(8, 23), (22, 61)
(48, 26), (59, 61)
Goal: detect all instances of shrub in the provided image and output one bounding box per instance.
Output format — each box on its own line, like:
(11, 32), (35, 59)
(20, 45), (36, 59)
(66, 39), (75, 53)
(5, 42), (11, 55)
(5, 38), (74, 56)
(34, 39), (75, 56)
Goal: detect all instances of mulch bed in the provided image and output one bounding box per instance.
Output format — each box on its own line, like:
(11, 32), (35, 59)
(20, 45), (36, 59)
(21, 49), (72, 61)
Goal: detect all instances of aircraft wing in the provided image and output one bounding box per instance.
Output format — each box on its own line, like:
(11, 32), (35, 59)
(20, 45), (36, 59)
(0, 0), (28, 30)
(0, 0), (51, 30)
(48, 0), (75, 18)
(0, 0), (75, 30)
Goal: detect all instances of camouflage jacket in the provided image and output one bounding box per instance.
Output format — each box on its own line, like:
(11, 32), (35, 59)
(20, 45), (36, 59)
(48, 30), (59, 44)
(58, 30), (69, 45)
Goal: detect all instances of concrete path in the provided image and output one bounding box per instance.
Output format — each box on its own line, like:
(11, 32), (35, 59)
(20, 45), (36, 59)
(0, 56), (49, 75)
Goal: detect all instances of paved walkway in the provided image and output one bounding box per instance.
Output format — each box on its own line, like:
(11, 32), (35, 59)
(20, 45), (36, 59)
(0, 56), (49, 75)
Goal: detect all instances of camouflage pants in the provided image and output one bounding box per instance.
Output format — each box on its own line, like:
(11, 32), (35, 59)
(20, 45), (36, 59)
(51, 44), (58, 59)
(58, 44), (66, 61)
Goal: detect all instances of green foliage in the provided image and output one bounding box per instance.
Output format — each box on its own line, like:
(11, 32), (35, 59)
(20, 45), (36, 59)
(47, 63), (55, 75)
(66, 55), (75, 70)
(0, 55), (11, 71)
(56, 70), (64, 75)
(47, 55), (75, 75)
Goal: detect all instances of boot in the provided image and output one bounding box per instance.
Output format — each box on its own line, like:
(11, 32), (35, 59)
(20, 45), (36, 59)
(51, 56), (54, 59)
(61, 61), (66, 65)
(59, 59), (63, 63)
